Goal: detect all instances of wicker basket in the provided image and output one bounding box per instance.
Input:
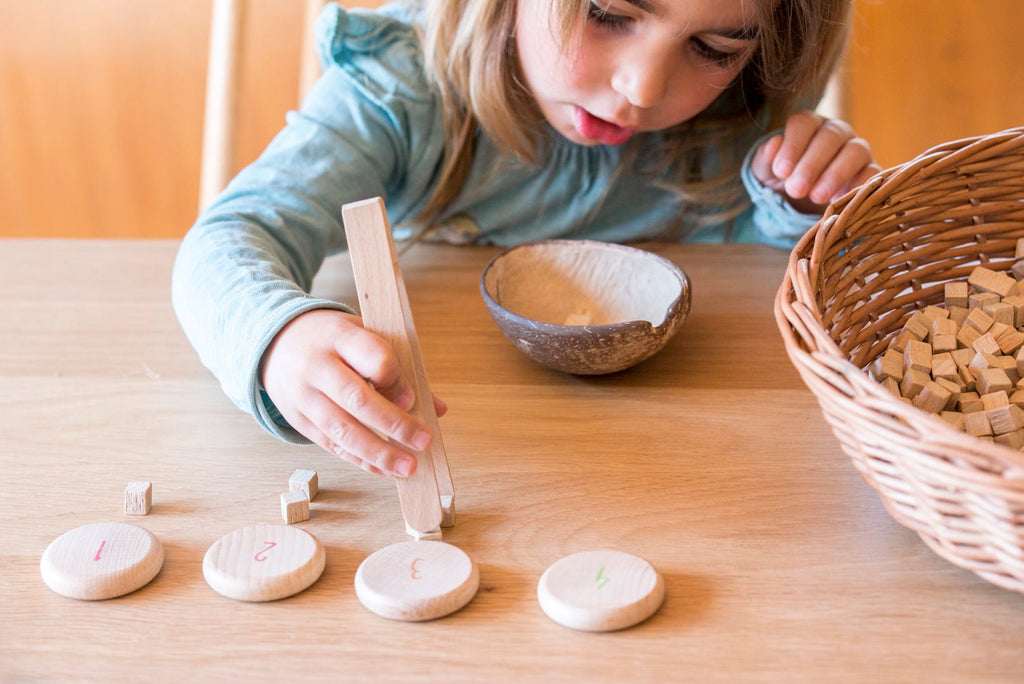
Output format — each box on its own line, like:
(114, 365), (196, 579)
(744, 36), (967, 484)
(776, 127), (1024, 592)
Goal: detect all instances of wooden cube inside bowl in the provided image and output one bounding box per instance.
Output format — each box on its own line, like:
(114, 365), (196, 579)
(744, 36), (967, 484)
(479, 240), (691, 375)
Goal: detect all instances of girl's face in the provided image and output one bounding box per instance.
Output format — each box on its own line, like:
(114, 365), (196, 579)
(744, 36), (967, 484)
(515, 0), (761, 146)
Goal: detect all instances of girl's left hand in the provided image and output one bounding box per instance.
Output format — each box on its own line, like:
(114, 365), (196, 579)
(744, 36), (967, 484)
(750, 109), (881, 214)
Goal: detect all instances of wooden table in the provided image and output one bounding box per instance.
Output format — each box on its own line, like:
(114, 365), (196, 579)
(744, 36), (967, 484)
(3, 240), (1023, 682)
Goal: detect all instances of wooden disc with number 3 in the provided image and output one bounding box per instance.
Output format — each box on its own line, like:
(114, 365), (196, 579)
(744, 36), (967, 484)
(354, 540), (479, 621)
(203, 524), (325, 602)
(537, 549), (665, 632)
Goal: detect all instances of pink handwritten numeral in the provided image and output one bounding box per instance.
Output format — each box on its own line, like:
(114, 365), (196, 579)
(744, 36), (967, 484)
(254, 541), (278, 562)
(410, 558), (425, 580)
(94, 540), (107, 562)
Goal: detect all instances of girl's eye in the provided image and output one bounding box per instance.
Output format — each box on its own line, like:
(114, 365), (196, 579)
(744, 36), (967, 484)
(587, 2), (631, 32)
(691, 38), (744, 66)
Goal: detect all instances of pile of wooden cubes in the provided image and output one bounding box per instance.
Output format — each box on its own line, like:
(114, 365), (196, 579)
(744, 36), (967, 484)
(872, 255), (1024, 450)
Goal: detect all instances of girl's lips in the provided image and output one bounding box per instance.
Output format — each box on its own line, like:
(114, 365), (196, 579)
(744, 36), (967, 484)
(572, 107), (635, 146)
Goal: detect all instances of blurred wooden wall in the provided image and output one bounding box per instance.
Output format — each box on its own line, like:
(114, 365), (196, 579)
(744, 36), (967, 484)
(1, 0), (1021, 238)
(842, 0), (1024, 168)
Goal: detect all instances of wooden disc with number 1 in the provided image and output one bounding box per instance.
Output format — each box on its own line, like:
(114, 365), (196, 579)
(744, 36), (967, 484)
(40, 522), (164, 600)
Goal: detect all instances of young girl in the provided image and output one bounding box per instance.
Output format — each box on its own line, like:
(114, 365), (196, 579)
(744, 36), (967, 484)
(172, 0), (879, 478)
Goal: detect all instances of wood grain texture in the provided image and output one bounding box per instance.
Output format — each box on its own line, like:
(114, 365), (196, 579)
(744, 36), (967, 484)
(202, 524), (325, 601)
(123, 481), (152, 516)
(40, 522), (164, 600)
(5, 241), (1024, 681)
(342, 198), (454, 538)
(354, 540), (479, 621)
(842, 0), (1024, 167)
(537, 549), (665, 632)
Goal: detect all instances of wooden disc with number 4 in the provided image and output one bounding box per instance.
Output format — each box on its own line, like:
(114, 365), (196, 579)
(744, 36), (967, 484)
(537, 549), (665, 631)
(355, 540), (479, 621)
(203, 524), (325, 602)
(40, 521), (164, 600)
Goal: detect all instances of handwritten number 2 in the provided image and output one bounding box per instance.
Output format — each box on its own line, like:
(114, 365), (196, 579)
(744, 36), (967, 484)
(255, 541), (278, 562)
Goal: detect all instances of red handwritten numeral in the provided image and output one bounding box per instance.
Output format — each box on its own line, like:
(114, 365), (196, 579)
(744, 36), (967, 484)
(410, 558), (425, 580)
(254, 541), (277, 562)
(94, 540), (107, 562)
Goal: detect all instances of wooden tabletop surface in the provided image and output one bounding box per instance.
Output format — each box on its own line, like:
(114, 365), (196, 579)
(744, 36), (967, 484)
(3, 239), (1024, 682)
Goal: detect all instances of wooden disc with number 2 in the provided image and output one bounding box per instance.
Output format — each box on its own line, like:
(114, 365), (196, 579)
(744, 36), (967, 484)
(203, 524), (326, 602)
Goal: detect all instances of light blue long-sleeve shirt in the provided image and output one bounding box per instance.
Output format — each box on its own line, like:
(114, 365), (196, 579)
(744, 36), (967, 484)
(171, 2), (820, 444)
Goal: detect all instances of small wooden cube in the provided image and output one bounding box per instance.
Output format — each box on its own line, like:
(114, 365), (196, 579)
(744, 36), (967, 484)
(969, 266), (1018, 298)
(930, 353), (958, 382)
(940, 411), (966, 430)
(971, 332), (1001, 357)
(124, 481), (152, 516)
(963, 307), (995, 334)
(289, 468), (319, 501)
(969, 292), (1001, 311)
(280, 490), (310, 524)
(904, 339), (932, 374)
(995, 428), (1024, 450)
(957, 391), (983, 413)
(900, 368), (930, 400)
(903, 312), (930, 340)
(1001, 295), (1024, 327)
(913, 381), (953, 414)
(987, 403), (1024, 435)
(956, 324), (983, 350)
(983, 302), (1015, 327)
(991, 323), (1024, 355)
(949, 305), (970, 327)
(981, 390), (1011, 411)
(978, 368), (1014, 395)
(964, 410), (993, 437)
(944, 281), (969, 309)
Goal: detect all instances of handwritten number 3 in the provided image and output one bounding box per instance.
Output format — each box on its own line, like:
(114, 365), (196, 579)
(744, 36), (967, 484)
(410, 558), (424, 580)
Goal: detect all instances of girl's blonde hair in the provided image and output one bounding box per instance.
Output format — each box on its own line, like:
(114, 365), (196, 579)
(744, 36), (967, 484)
(418, 0), (852, 237)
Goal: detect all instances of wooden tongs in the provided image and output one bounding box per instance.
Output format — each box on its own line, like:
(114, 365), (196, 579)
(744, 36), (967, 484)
(341, 197), (455, 540)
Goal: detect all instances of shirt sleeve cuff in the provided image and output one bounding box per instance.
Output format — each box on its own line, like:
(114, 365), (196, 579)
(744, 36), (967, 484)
(740, 132), (822, 249)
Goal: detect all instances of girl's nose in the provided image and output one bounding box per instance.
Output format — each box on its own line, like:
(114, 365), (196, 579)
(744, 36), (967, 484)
(610, 53), (670, 109)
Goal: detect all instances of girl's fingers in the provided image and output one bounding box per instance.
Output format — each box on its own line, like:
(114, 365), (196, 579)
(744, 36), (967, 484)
(784, 117), (856, 200)
(749, 134), (784, 188)
(801, 136), (875, 204)
(297, 391), (419, 477)
(771, 110), (829, 181)
(331, 321), (417, 411)
(312, 356), (432, 456)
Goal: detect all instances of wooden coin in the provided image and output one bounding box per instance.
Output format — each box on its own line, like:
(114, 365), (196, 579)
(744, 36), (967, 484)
(354, 540), (479, 621)
(537, 549), (665, 632)
(40, 521), (164, 600)
(203, 524), (325, 602)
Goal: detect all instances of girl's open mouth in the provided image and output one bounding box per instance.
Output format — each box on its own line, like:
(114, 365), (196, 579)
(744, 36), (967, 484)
(572, 107), (635, 146)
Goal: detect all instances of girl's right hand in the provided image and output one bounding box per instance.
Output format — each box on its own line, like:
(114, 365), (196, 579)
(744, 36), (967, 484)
(260, 309), (444, 477)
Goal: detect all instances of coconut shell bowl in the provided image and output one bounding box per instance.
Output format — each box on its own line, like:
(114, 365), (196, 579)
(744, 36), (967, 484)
(479, 239), (691, 375)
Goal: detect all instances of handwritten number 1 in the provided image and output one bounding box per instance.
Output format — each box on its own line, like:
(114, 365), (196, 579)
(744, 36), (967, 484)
(94, 540), (107, 562)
